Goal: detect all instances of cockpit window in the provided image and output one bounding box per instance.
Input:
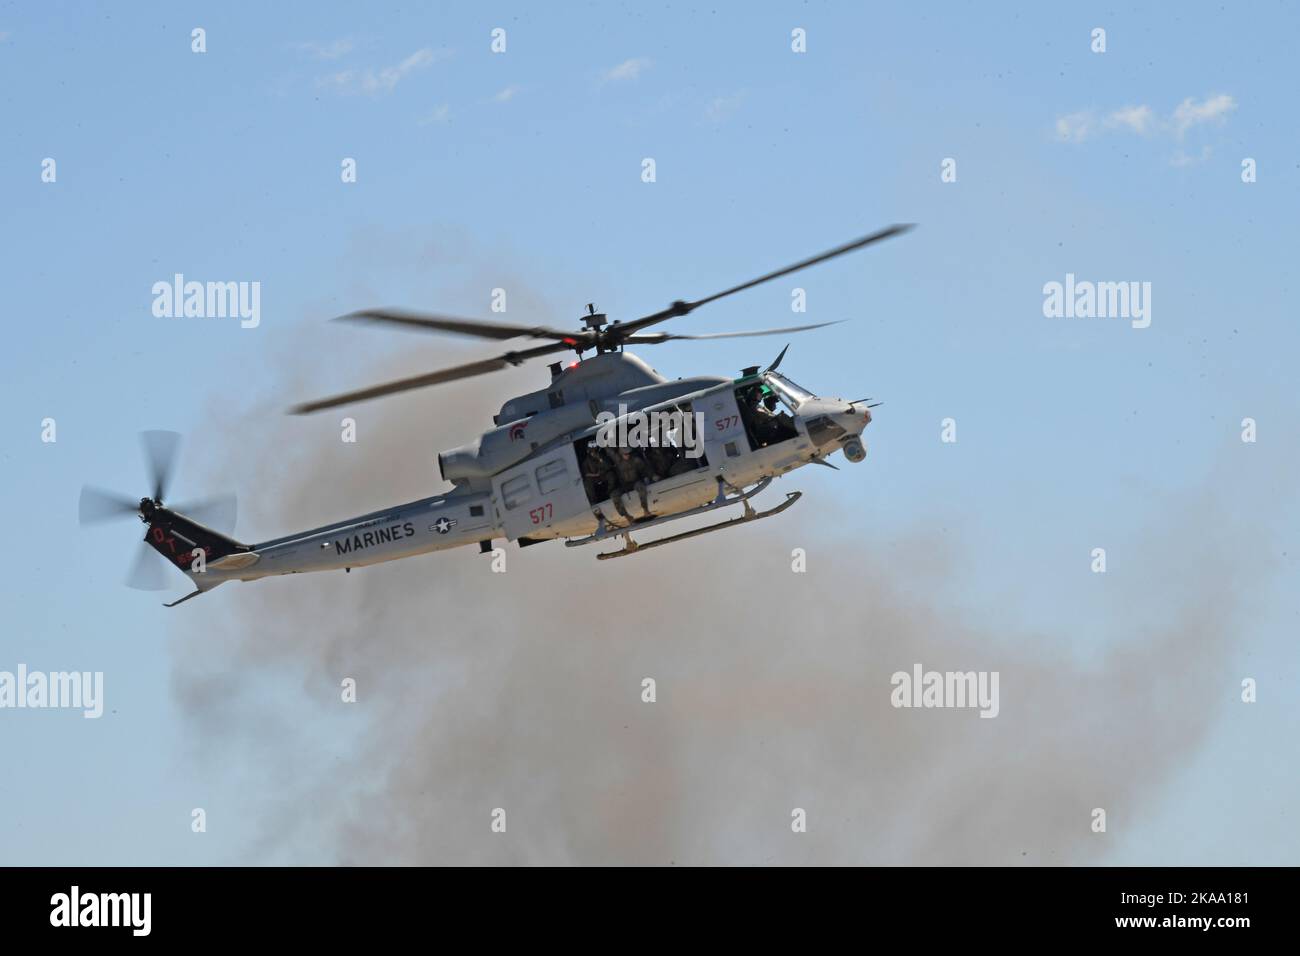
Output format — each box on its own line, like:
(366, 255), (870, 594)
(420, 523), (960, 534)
(763, 372), (814, 407)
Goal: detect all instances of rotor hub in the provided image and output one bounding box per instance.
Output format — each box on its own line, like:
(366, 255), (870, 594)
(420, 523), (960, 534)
(582, 303), (607, 331)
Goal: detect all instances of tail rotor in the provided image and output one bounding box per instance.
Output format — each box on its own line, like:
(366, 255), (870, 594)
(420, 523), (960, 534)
(78, 431), (239, 591)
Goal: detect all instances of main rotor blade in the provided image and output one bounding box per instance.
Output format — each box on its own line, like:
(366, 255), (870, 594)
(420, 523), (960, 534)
(170, 494), (238, 536)
(622, 321), (839, 344)
(79, 486), (140, 525)
(140, 430), (181, 503)
(125, 542), (170, 591)
(290, 342), (571, 414)
(615, 224), (914, 338)
(340, 309), (583, 345)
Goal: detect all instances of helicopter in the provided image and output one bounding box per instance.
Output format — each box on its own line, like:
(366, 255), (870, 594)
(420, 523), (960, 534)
(79, 224), (912, 605)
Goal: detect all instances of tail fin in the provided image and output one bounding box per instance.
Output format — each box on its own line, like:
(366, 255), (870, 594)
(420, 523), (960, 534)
(143, 508), (250, 577)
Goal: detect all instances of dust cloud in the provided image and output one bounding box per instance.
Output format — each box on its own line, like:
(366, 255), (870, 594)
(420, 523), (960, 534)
(170, 341), (1279, 865)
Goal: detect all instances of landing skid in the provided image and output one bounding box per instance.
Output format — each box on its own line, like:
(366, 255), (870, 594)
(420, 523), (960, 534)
(565, 477), (802, 560)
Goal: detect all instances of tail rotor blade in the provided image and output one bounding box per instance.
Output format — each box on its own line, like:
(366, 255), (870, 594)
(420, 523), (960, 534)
(79, 486), (140, 525)
(141, 431), (181, 503)
(81, 430), (231, 593)
(125, 542), (170, 591)
(170, 494), (238, 535)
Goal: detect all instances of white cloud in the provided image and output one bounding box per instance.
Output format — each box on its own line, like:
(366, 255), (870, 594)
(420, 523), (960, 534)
(493, 85), (523, 103)
(602, 57), (652, 82)
(1106, 104), (1155, 135)
(1170, 145), (1213, 167)
(293, 38), (354, 61)
(704, 91), (745, 123)
(1055, 110), (1096, 142)
(1056, 105), (1154, 142)
(1055, 93), (1236, 145)
(318, 48), (443, 96)
(1172, 94), (1236, 137)
(418, 104), (451, 126)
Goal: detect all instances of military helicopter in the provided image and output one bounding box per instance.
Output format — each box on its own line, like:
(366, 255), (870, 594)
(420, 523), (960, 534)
(79, 225), (911, 605)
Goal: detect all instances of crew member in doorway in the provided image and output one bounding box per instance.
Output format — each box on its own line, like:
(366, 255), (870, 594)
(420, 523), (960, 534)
(581, 444), (615, 506)
(608, 446), (659, 518)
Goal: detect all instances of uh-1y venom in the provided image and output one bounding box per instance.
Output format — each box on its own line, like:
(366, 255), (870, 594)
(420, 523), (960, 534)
(79, 224), (912, 605)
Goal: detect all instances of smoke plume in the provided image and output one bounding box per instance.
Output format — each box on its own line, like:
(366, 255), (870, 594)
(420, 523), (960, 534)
(170, 338), (1282, 866)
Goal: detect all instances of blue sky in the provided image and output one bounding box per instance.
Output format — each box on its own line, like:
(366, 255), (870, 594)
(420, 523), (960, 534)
(2, 1), (1298, 864)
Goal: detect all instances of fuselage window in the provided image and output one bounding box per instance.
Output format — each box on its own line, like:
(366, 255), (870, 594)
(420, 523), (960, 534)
(804, 415), (846, 448)
(536, 459), (569, 494)
(502, 474), (533, 510)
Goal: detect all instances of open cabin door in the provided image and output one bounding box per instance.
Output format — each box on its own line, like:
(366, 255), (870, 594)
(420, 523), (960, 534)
(491, 443), (588, 541)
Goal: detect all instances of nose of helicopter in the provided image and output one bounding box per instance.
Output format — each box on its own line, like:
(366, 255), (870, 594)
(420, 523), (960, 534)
(840, 400), (871, 431)
(795, 396), (872, 448)
(817, 398), (872, 433)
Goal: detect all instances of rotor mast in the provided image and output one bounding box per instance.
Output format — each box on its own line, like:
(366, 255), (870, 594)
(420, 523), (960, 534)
(583, 303), (620, 354)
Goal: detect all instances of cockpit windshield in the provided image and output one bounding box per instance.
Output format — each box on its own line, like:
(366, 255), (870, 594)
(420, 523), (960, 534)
(763, 371), (815, 408)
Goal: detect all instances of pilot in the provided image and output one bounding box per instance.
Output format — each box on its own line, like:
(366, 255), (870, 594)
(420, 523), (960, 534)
(757, 393), (795, 444)
(610, 446), (658, 518)
(738, 383), (762, 410)
(736, 384), (766, 440)
(749, 393), (776, 446)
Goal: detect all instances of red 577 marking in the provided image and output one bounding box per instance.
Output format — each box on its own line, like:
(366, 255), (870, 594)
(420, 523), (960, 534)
(714, 415), (739, 431)
(528, 502), (553, 525)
